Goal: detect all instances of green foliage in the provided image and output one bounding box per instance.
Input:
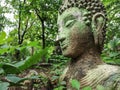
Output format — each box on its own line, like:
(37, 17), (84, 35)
(0, 3), (11, 31)
(0, 0), (119, 89)
(0, 63), (20, 74)
(5, 74), (39, 85)
(96, 85), (105, 90)
(0, 46), (53, 74)
(102, 37), (120, 64)
(71, 79), (80, 90)
(54, 86), (65, 90)
(6, 74), (24, 84)
(0, 82), (9, 90)
(0, 31), (6, 43)
(101, 0), (120, 64)
(16, 48), (46, 70)
(82, 86), (92, 90)
(0, 30), (54, 76)
(70, 79), (105, 90)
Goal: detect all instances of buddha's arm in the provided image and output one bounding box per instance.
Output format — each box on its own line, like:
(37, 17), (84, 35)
(80, 64), (120, 89)
(103, 73), (120, 90)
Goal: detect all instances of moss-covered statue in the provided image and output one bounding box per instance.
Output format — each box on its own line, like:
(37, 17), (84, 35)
(57, 0), (120, 89)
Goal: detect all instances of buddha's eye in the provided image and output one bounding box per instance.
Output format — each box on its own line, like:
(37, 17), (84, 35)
(65, 19), (76, 28)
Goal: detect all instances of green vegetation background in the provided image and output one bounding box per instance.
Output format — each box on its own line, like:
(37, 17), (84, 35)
(0, 0), (119, 90)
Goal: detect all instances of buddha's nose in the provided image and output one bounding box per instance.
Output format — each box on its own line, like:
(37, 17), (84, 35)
(55, 35), (59, 42)
(55, 34), (65, 44)
(55, 27), (66, 44)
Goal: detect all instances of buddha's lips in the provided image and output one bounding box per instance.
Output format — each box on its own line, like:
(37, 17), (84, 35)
(61, 43), (67, 50)
(62, 46), (67, 51)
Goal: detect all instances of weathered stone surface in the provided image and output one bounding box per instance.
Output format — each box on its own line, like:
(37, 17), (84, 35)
(57, 0), (120, 90)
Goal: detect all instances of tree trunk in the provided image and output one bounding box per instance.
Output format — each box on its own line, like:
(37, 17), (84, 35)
(41, 20), (45, 49)
(34, 8), (46, 49)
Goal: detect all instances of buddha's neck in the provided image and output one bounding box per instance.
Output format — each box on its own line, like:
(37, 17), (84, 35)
(68, 48), (104, 78)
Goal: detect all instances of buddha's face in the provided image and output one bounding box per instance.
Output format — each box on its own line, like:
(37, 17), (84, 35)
(57, 7), (94, 58)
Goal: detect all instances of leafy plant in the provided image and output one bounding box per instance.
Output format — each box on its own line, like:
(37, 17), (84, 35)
(5, 74), (39, 86)
(102, 37), (120, 64)
(96, 85), (105, 90)
(54, 86), (65, 90)
(82, 86), (92, 90)
(71, 79), (80, 90)
(0, 82), (9, 90)
(0, 63), (21, 74)
(70, 79), (105, 90)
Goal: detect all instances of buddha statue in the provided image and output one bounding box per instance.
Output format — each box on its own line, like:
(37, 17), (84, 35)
(56, 0), (120, 89)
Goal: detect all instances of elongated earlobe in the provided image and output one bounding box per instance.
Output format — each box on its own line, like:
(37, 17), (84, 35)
(92, 13), (106, 51)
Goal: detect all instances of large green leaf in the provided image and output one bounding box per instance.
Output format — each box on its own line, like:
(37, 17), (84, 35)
(6, 74), (40, 85)
(1, 63), (21, 74)
(0, 82), (9, 90)
(0, 47), (52, 74)
(15, 49), (44, 71)
(6, 74), (22, 84)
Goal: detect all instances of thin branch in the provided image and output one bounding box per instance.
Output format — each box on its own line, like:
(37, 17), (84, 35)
(20, 18), (29, 44)
(18, 0), (22, 44)
(27, 19), (36, 30)
(34, 8), (43, 22)
(20, 19), (36, 44)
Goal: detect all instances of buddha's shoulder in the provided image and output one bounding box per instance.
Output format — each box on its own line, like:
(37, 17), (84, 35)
(103, 72), (120, 90)
(98, 64), (120, 90)
(80, 64), (120, 88)
(85, 64), (120, 76)
(81, 63), (120, 78)
(89, 64), (120, 75)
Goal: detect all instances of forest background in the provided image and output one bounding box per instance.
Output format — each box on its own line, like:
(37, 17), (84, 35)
(0, 0), (120, 90)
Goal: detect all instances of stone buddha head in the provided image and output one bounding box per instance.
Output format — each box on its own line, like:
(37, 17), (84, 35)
(57, 0), (107, 58)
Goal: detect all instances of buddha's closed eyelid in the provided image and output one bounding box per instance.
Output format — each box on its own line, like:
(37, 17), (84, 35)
(65, 19), (76, 27)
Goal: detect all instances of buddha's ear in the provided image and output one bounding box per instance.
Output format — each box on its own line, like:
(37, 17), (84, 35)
(92, 13), (106, 47)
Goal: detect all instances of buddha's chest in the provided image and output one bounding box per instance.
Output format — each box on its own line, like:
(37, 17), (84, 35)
(62, 64), (120, 89)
